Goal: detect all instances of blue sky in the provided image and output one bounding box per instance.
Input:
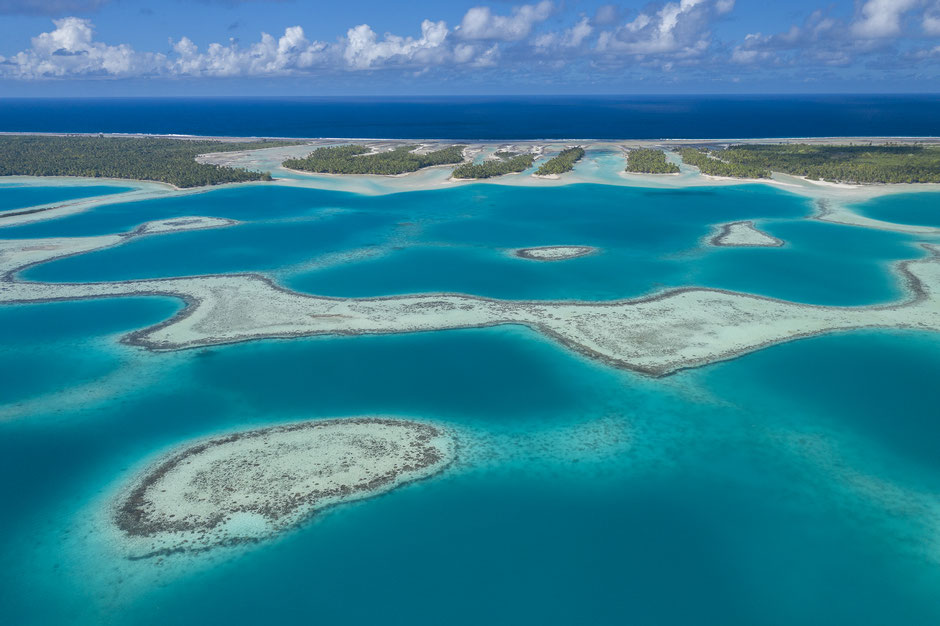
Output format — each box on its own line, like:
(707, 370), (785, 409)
(0, 0), (938, 95)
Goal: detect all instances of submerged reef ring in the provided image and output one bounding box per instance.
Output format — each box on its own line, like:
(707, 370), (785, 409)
(708, 221), (784, 248)
(513, 245), (598, 261)
(112, 417), (455, 558)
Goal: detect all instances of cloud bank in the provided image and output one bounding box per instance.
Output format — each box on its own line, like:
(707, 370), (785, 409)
(0, 1), (938, 83)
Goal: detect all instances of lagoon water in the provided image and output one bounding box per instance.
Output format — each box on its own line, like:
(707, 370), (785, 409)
(2, 171), (940, 625)
(0, 183), (132, 213)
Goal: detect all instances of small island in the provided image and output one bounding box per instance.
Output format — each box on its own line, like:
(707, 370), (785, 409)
(625, 148), (680, 174)
(708, 221), (784, 247)
(0, 135), (297, 187)
(112, 417), (455, 558)
(283, 143), (466, 175)
(534, 146), (585, 177)
(513, 245), (598, 261)
(452, 151), (535, 179)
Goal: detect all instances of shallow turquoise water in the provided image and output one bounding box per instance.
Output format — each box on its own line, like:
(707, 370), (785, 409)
(0, 185), (359, 238)
(0, 183), (132, 213)
(22, 182), (922, 305)
(2, 182), (940, 625)
(852, 192), (940, 228)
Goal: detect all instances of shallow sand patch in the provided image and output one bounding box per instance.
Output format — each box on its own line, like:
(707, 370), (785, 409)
(0, 216), (237, 279)
(112, 417), (454, 558)
(513, 245), (598, 261)
(133, 216), (238, 235)
(708, 221), (784, 248)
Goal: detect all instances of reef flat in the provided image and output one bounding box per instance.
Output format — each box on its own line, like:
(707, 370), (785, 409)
(2, 219), (938, 376)
(512, 245), (597, 261)
(708, 221), (784, 248)
(112, 417), (454, 558)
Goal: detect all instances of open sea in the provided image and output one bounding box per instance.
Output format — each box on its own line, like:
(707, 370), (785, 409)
(1, 95), (939, 138)
(1, 105), (939, 625)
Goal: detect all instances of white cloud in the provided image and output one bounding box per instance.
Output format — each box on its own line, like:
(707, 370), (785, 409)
(0, 17), (160, 78)
(851, 0), (919, 39)
(565, 17), (593, 47)
(715, 0), (735, 15)
(596, 0), (728, 57)
(343, 19), (449, 69)
(457, 1), (553, 41)
(534, 16), (593, 50)
(169, 27), (328, 77)
(925, 2), (940, 35)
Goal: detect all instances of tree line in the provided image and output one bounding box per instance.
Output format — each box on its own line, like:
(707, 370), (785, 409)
(625, 149), (680, 174)
(452, 152), (535, 179)
(713, 144), (940, 184)
(0, 135), (295, 187)
(535, 147), (585, 176)
(677, 148), (771, 179)
(283, 144), (466, 175)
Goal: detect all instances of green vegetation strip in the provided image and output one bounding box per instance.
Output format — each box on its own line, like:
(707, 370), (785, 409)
(678, 148), (770, 179)
(625, 148), (679, 174)
(453, 152), (535, 179)
(283, 144), (466, 175)
(0, 135), (299, 188)
(535, 147), (585, 176)
(714, 144), (940, 184)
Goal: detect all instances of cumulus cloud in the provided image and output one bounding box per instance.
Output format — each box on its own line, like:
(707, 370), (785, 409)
(0, 0), (108, 15)
(731, 10), (840, 65)
(343, 19), (449, 69)
(3, 1), (935, 84)
(851, 0), (920, 39)
(457, 1), (553, 41)
(596, 0), (732, 58)
(0, 17), (160, 77)
(169, 26), (328, 76)
(534, 16), (593, 50)
(730, 2), (940, 73)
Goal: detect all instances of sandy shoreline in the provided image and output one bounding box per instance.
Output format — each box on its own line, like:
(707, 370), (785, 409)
(1, 138), (939, 379)
(4, 136), (940, 237)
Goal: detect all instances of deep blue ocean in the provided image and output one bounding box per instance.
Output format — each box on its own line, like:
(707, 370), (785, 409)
(1, 129), (940, 625)
(1, 95), (939, 138)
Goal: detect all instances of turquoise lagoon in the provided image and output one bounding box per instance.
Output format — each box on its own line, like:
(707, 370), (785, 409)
(1, 178), (940, 625)
(0, 183), (132, 213)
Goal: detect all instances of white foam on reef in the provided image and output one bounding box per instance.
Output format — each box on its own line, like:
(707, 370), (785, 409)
(512, 245), (598, 261)
(708, 221), (784, 248)
(109, 417), (454, 558)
